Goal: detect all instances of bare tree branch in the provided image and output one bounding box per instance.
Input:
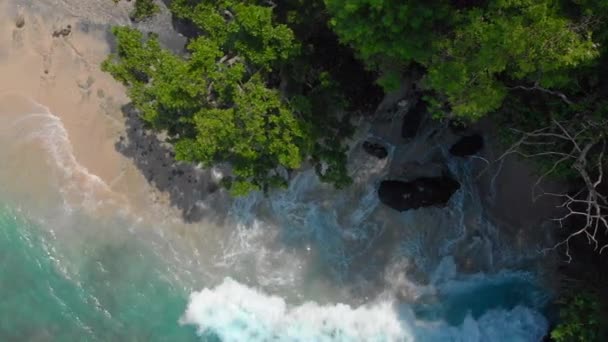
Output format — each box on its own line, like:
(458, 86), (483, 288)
(496, 117), (608, 262)
(509, 83), (574, 105)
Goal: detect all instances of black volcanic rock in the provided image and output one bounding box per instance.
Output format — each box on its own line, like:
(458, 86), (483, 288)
(401, 100), (427, 139)
(449, 134), (484, 157)
(362, 141), (388, 159)
(378, 177), (460, 211)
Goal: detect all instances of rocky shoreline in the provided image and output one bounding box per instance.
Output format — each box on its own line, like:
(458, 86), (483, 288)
(11, 0), (566, 272)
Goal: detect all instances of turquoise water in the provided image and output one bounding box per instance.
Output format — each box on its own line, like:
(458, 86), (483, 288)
(0, 200), (550, 342)
(0, 204), (198, 341)
(0, 94), (551, 341)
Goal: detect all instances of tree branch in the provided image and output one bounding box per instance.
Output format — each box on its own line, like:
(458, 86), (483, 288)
(497, 117), (608, 262)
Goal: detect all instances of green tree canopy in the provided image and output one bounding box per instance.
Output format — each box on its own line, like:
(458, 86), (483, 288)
(326, 0), (600, 120)
(103, 1), (357, 195)
(426, 0), (598, 119)
(102, 3), (308, 195)
(551, 293), (605, 342)
(324, 0), (453, 67)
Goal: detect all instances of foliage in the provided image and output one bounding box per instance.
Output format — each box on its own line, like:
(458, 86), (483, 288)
(326, 0), (599, 121)
(105, 0), (608, 197)
(324, 0), (454, 92)
(170, 0), (298, 68)
(112, 0), (160, 22)
(551, 293), (603, 342)
(494, 0), (608, 180)
(103, 24), (308, 195)
(324, 0), (453, 68)
(426, 0), (597, 120)
(132, 0), (160, 22)
(104, 1), (366, 194)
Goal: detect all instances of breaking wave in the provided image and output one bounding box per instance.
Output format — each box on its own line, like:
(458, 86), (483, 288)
(180, 278), (409, 342)
(181, 276), (548, 342)
(0, 94), (119, 212)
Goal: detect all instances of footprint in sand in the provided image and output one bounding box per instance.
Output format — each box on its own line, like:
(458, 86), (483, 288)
(15, 12), (25, 28)
(40, 52), (55, 83)
(12, 13), (25, 49)
(77, 74), (95, 100)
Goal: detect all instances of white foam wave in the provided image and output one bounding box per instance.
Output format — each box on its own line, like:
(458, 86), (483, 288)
(180, 278), (410, 342)
(181, 277), (548, 342)
(3, 96), (115, 210)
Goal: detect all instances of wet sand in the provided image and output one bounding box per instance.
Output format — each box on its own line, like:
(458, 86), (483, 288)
(0, 1), (200, 221)
(0, 2), (128, 186)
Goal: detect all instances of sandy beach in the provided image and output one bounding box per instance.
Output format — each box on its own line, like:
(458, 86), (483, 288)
(0, 1), (128, 185)
(0, 0), (208, 221)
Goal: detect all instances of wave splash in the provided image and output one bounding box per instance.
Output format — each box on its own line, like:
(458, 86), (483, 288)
(181, 277), (548, 342)
(0, 94), (126, 213)
(180, 278), (409, 342)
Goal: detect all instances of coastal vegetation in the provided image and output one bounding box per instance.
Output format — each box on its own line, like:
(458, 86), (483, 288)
(103, 0), (376, 194)
(103, 0), (608, 338)
(112, 0), (160, 22)
(131, 0), (160, 21)
(551, 293), (604, 341)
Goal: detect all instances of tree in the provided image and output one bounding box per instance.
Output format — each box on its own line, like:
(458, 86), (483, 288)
(103, 13), (306, 194)
(426, 0), (598, 120)
(551, 293), (603, 342)
(104, 1), (358, 194)
(324, 0), (453, 89)
(325, 0), (599, 120)
(112, 0), (160, 22)
(131, 0), (160, 21)
(487, 0), (608, 259)
(497, 115), (608, 260)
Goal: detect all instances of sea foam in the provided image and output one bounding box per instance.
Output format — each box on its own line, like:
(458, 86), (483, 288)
(181, 277), (548, 342)
(1, 95), (117, 211)
(180, 278), (410, 342)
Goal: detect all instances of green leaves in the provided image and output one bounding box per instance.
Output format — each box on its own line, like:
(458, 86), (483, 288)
(326, 0), (600, 121)
(171, 0), (298, 69)
(424, 0), (598, 119)
(112, 0), (160, 22)
(551, 293), (603, 342)
(324, 0), (453, 67)
(131, 0), (160, 22)
(104, 2), (356, 195)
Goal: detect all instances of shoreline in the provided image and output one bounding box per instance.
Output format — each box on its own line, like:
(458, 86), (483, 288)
(0, 0), (565, 277)
(0, 1), (568, 340)
(0, 0), (204, 223)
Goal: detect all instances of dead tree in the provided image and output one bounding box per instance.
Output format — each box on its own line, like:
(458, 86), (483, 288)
(497, 117), (608, 262)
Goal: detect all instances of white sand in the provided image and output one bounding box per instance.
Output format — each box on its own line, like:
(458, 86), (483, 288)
(1, 2), (126, 179)
(0, 1), (177, 216)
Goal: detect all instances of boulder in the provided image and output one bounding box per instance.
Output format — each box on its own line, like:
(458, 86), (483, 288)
(401, 100), (427, 139)
(362, 141), (388, 159)
(378, 177), (460, 211)
(449, 134), (484, 157)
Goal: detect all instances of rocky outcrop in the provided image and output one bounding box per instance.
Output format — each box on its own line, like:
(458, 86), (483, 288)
(362, 141), (388, 159)
(378, 177), (460, 211)
(449, 134), (484, 157)
(401, 99), (427, 139)
(52, 25), (72, 38)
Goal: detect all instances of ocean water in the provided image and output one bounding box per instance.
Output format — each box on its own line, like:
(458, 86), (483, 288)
(0, 205), (198, 341)
(0, 94), (551, 341)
